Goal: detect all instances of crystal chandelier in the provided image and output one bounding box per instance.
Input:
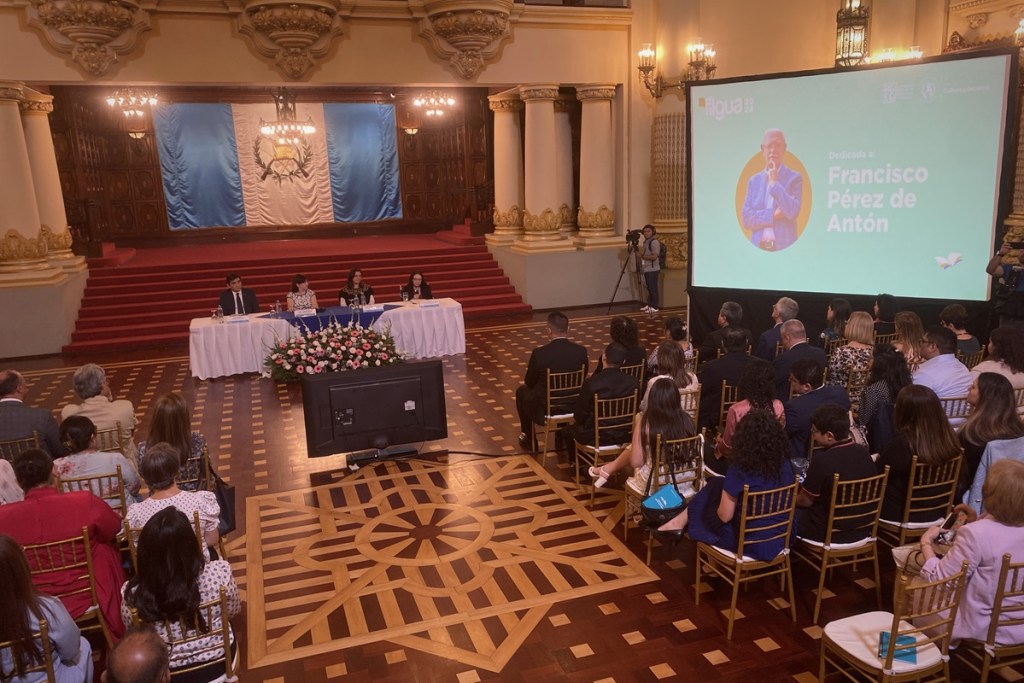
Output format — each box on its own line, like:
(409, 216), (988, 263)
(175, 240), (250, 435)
(254, 88), (315, 182)
(105, 88), (158, 118)
(413, 91), (456, 118)
(259, 88), (315, 149)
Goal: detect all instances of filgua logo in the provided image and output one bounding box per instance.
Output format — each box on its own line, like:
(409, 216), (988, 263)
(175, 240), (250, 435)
(701, 96), (754, 120)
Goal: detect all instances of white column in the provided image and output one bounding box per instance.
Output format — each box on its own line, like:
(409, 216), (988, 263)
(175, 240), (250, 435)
(513, 84), (572, 253)
(486, 92), (524, 247)
(20, 89), (84, 273)
(575, 84), (619, 249)
(0, 81), (62, 284)
(554, 94), (575, 238)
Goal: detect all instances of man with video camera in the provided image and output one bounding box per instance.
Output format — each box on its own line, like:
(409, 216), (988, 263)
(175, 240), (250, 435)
(638, 224), (661, 313)
(988, 241), (1024, 325)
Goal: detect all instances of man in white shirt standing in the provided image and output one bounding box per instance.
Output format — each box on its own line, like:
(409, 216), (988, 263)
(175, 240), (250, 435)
(639, 224), (662, 313)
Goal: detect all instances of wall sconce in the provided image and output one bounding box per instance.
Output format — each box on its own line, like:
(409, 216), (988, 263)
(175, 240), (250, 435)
(835, 0), (869, 68)
(637, 39), (717, 98)
(403, 127), (419, 136)
(1015, 19), (1024, 46)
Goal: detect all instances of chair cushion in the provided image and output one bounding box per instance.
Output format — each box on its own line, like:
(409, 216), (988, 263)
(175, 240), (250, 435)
(544, 413), (573, 421)
(703, 543), (789, 565)
(798, 536), (875, 551)
(823, 611), (942, 673)
(879, 517), (943, 530)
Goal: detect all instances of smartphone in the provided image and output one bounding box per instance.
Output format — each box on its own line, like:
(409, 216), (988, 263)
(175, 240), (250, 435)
(941, 511), (958, 530)
(1008, 242), (1024, 249)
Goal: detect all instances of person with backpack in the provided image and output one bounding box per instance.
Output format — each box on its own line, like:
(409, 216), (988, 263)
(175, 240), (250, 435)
(640, 224), (662, 313)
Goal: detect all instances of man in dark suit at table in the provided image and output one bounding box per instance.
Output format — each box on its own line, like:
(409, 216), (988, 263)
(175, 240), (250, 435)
(218, 273), (259, 316)
(570, 343), (640, 447)
(515, 311), (589, 449)
(0, 369), (67, 457)
(773, 319), (827, 401)
(697, 327), (754, 433)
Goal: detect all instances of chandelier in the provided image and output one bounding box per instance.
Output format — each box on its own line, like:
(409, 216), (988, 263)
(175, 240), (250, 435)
(255, 88), (315, 183)
(105, 88), (158, 118)
(413, 91), (456, 118)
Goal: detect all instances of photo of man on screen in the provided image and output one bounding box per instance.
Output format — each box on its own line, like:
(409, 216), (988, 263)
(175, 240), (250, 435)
(741, 128), (803, 251)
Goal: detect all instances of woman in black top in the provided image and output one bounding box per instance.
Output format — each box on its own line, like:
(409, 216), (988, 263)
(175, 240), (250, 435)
(400, 272), (433, 301)
(338, 268), (375, 306)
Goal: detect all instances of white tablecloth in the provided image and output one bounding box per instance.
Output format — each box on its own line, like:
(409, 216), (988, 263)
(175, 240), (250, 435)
(189, 315), (293, 380)
(372, 298), (466, 359)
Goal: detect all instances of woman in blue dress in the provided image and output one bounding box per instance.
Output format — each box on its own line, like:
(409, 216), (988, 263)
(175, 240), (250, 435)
(653, 409), (794, 561)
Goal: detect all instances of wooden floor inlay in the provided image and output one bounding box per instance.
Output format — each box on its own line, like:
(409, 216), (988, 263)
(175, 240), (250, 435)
(242, 455), (657, 672)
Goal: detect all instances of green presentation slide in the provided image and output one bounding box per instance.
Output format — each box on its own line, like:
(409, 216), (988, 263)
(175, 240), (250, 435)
(688, 53), (1012, 301)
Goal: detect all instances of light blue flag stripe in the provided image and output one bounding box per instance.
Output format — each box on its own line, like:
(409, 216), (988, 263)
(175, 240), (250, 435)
(323, 103), (403, 222)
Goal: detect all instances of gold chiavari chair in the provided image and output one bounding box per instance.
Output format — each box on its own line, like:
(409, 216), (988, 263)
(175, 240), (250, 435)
(573, 391), (638, 488)
(530, 366), (587, 460)
(877, 454), (963, 548)
(57, 464), (129, 522)
(94, 421), (129, 456)
(0, 432), (39, 462)
(954, 553), (1024, 682)
(956, 348), (985, 370)
(0, 619), (55, 681)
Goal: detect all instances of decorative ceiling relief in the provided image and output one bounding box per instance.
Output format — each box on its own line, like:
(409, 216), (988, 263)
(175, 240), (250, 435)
(237, 0), (346, 80)
(24, 0), (152, 76)
(415, 0), (520, 80)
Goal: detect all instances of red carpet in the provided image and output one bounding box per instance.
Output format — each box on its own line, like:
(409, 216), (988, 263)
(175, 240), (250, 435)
(66, 236), (530, 353)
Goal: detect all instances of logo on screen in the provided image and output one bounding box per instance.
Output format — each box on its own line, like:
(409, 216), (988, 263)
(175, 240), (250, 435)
(702, 96), (754, 120)
(881, 82), (914, 104)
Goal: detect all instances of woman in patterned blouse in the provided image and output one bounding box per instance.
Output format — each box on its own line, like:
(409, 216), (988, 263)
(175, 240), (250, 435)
(825, 311), (874, 389)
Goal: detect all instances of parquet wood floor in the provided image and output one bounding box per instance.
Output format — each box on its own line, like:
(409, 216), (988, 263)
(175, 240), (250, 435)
(9, 305), (1015, 682)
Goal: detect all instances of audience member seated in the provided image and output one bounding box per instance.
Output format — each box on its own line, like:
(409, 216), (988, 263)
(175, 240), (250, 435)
(891, 310), (926, 366)
(0, 449), (125, 639)
(121, 508), (240, 679)
(698, 300), (754, 362)
(875, 385), (961, 523)
(0, 534), (93, 683)
(784, 358), (850, 463)
(646, 316), (693, 375)
(570, 343), (640, 447)
(855, 344), (912, 453)
(514, 312), (589, 449)
(285, 274), (318, 311)
(138, 393), (208, 491)
(755, 296), (798, 361)
(338, 267), (375, 306)
(653, 410), (795, 560)
(772, 319), (827, 400)
(696, 327), (753, 433)
(588, 378), (696, 491)
(640, 341), (699, 412)
(711, 359), (784, 472)
(0, 370), (67, 458)
(972, 325), (1024, 390)
(913, 326), (973, 404)
(958, 372), (1024, 497)
(873, 293), (896, 336)
(818, 297), (850, 346)
(939, 303), (981, 356)
(217, 273), (258, 316)
(60, 363), (138, 462)
(918, 459), (1024, 645)
(1, 459), (23, 504)
(400, 272), (433, 301)
(594, 315), (646, 374)
(795, 404), (878, 543)
(127, 443), (220, 557)
(55, 416), (141, 506)
(965, 409), (1024, 515)
(825, 311), (874, 389)
(103, 625), (170, 683)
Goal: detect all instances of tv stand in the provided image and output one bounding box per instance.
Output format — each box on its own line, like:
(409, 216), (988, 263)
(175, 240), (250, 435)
(346, 445), (418, 467)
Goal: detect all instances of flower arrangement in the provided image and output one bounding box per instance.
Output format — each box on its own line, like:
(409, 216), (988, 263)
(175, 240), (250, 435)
(265, 321), (402, 383)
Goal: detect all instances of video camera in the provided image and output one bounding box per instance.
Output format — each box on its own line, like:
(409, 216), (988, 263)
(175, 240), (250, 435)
(625, 229), (643, 248)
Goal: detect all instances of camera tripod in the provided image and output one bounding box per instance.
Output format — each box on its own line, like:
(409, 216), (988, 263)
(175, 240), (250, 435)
(606, 241), (647, 314)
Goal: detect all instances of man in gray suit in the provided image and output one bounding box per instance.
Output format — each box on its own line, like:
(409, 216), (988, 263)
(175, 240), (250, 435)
(0, 369), (67, 457)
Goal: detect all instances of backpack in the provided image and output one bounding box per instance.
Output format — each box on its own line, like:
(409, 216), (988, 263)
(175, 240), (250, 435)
(647, 237), (666, 269)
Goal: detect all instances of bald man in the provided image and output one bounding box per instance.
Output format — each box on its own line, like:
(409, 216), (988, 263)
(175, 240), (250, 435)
(103, 625), (170, 683)
(741, 128), (803, 251)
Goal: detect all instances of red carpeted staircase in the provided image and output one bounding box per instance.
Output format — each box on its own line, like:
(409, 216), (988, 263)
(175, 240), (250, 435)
(65, 238), (530, 353)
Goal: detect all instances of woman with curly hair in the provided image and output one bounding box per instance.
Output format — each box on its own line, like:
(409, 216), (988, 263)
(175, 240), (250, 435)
(654, 410), (794, 560)
(121, 507), (240, 678)
(892, 310), (926, 366)
(594, 315), (645, 373)
(972, 325), (1024, 389)
(939, 303), (980, 355)
(876, 384), (962, 522)
(856, 344), (912, 453)
(960, 372), (1024, 503)
(588, 378), (696, 492)
(819, 297), (851, 345)
(711, 359), (784, 470)
(0, 534), (92, 683)
(825, 310), (873, 388)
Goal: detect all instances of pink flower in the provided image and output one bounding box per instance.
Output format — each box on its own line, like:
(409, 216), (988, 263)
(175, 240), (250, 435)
(362, 343), (371, 350)
(296, 365), (305, 373)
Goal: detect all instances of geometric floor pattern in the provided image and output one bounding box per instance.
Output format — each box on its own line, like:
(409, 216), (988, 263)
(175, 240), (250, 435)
(242, 456), (657, 672)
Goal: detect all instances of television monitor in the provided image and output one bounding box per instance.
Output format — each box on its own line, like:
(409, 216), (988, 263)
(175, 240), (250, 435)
(301, 359), (448, 458)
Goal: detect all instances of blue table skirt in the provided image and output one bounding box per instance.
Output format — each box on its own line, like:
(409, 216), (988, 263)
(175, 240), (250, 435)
(260, 305), (400, 333)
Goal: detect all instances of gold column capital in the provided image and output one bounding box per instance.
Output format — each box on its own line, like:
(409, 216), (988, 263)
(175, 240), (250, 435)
(488, 95), (523, 113)
(576, 84), (617, 102)
(519, 85), (559, 102)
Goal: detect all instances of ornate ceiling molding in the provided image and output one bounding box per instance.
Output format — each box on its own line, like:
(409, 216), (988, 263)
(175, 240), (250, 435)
(24, 0), (152, 77)
(236, 0), (346, 80)
(414, 0), (521, 81)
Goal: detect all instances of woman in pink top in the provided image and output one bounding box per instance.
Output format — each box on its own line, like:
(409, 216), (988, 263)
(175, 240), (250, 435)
(710, 359), (784, 474)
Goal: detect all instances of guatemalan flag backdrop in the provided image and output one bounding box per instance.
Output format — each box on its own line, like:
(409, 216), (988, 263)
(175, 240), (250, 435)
(153, 102), (402, 230)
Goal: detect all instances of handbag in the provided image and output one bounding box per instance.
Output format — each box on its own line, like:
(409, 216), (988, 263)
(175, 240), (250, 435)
(639, 453), (687, 527)
(211, 469), (237, 535)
